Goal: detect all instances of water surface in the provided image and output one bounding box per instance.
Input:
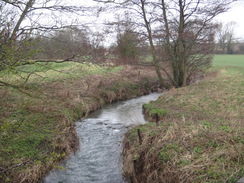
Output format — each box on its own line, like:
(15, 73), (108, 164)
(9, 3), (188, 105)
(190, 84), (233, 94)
(43, 93), (161, 183)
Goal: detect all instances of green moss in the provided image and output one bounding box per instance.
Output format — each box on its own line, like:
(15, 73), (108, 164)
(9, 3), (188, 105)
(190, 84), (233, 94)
(193, 147), (203, 154)
(149, 108), (170, 116)
(133, 154), (140, 161)
(159, 143), (181, 162)
(219, 126), (231, 133)
(159, 149), (171, 162)
(177, 159), (191, 166)
(142, 103), (153, 109)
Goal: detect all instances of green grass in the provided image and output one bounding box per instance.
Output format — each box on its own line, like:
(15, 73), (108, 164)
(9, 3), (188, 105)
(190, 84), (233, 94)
(212, 55), (244, 76)
(213, 54), (244, 67)
(141, 54), (244, 67)
(0, 62), (122, 84)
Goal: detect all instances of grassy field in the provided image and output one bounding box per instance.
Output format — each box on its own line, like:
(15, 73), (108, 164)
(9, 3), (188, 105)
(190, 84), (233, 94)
(0, 62), (159, 182)
(123, 55), (244, 183)
(0, 62), (122, 84)
(213, 54), (244, 67)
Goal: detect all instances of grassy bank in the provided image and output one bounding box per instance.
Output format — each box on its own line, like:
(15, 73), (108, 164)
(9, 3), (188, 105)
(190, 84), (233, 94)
(123, 56), (244, 182)
(0, 63), (159, 182)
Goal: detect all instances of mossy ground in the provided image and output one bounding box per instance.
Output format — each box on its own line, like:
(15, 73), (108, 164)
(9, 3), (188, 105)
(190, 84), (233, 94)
(123, 65), (244, 182)
(0, 63), (159, 183)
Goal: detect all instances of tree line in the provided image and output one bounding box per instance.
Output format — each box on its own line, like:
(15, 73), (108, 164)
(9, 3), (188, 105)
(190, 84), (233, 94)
(0, 0), (240, 88)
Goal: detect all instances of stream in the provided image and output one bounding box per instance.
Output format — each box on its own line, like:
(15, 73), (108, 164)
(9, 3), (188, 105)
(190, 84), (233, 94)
(42, 93), (161, 183)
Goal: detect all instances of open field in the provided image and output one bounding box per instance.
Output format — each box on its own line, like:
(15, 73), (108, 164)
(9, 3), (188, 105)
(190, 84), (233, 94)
(213, 54), (244, 67)
(123, 56), (244, 182)
(0, 62), (122, 84)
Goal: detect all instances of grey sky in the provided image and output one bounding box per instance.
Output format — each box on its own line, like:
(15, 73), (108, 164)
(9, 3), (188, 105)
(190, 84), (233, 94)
(216, 3), (244, 40)
(76, 0), (244, 39)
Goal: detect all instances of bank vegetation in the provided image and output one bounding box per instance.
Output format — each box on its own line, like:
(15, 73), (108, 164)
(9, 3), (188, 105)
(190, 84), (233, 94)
(123, 65), (244, 182)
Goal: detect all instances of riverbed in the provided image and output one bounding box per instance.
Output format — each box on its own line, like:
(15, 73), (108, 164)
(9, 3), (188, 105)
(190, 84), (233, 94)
(42, 93), (161, 183)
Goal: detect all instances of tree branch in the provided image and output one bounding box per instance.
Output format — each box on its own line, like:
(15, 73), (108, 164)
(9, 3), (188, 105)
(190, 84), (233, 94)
(0, 161), (30, 175)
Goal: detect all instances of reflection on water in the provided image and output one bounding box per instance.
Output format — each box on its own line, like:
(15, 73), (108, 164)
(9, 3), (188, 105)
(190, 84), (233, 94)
(42, 93), (161, 183)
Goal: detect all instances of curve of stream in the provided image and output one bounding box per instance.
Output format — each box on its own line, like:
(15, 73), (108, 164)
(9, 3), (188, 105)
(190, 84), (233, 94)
(42, 93), (161, 183)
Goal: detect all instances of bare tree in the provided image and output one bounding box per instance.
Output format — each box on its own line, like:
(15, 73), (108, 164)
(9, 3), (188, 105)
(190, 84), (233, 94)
(158, 0), (233, 87)
(117, 29), (140, 62)
(96, 0), (170, 88)
(217, 21), (237, 54)
(113, 15), (143, 63)
(95, 0), (235, 88)
(32, 27), (92, 60)
(0, 0), (88, 73)
(138, 0), (169, 88)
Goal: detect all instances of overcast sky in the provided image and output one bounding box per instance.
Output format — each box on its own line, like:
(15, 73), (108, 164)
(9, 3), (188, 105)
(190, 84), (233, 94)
(69, 0), (244, 42)
(216, 2), (244, 40)
(84, 0), (244, 38)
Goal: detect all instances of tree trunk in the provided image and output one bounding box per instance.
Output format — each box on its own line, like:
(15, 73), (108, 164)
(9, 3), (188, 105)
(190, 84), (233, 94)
(176, 0), (187, 87)
(140, 0), (168, 89)
(10, 0), (35, 42)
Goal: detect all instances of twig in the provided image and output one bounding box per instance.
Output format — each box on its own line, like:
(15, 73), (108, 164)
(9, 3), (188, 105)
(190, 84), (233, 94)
(0, 161), (30, 174)
(0, 80), (34, 97)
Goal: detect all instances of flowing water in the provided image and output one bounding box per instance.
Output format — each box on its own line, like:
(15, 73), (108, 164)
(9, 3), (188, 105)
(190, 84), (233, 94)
(42, 93), (161, 183)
